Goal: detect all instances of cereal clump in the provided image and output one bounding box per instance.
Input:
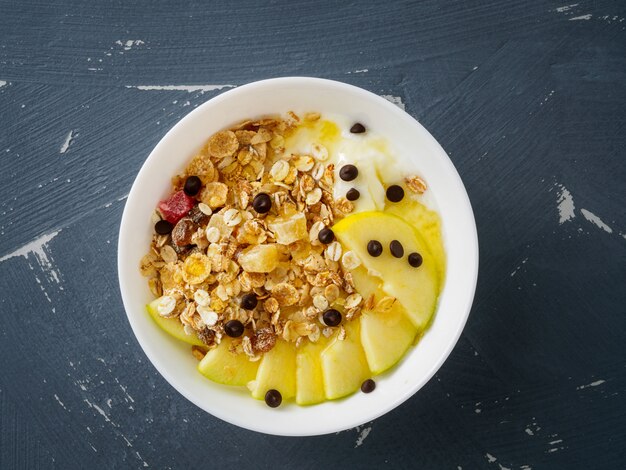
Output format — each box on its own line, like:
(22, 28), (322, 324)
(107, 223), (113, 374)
(141, 114), (371, 356)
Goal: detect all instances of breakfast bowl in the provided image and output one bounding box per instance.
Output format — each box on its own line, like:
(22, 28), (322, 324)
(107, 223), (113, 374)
(117, 77), (478, 436)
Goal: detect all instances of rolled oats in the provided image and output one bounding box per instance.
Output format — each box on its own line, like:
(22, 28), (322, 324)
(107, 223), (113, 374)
(155, 295), (176, 316)
(376, 296), (396, 312)
(405, 175), (427, 194)
(311, 143), (329, 161)
(345, 293), (363, 309)
(325, 241), (342, 262)
(205, 226), (221, 244)
(311, 162), (325, 181)
(160, 245), (178, 264)
(341, 250), (361, 270)
(293, 155), (315, 172)
(223, 208), (243, 227)
(270, 160), (290, 182)
(197, 305), (218, 326)
(305, 188), (323, 206)
(312, 294), (329, 311)
(324, 284), (340, 303)
(193, 289), (211, 307)
(304, 111), (321, 122)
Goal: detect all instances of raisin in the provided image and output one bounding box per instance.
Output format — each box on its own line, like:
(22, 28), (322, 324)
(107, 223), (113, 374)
(251, 327), (277, 353)
(188, 205), (211, 225)
(197, 328), (215, 347)
(171, 217), (196, 246)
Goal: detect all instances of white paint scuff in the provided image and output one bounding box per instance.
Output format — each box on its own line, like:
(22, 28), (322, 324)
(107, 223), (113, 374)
(580, 209), (613, 234)
(510, 257), (528, 277)
(126, 84), (235, 93)
(556, 4), (578, 13)
(54, 394), (68, 411)
(354, 425), (372, 448)
(380, 94), (406, 110)
(556, 184), (575, 224)
(577, 379), (606, 390)
(569, 14), (592, 20)
(60, 130), (75, 154)
(115, 39), (145, 51)
(0, 230), (61, 264)
(0, 80), (7, 88)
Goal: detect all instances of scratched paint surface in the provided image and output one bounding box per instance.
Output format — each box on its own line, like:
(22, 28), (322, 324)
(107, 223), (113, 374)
(1, 0), (625, 468)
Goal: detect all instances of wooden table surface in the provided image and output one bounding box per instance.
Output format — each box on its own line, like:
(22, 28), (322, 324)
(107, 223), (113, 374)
(1, 0), (625, 468)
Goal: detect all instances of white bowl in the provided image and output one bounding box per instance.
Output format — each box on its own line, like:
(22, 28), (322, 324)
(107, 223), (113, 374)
(118, 77), (478, 436)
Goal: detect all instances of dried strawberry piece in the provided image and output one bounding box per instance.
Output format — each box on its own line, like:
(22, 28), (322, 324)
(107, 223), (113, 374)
(158, 190), (195, 224)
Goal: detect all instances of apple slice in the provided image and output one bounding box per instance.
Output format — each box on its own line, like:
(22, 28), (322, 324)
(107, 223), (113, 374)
(360, 300), (417, 375)
(197, 337), (259, 386)
(333, 211), (440, 330)
(296, 336), (330, 405)
(385, 199), (446, 281)
(321, 320), (370, 400)
(251, 339), (297, 400)
(347, 267), (417, 374)
(146, 299), (204, 347)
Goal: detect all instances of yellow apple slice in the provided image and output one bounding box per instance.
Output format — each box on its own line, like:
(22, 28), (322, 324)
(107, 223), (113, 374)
(251, 339), (297, 400)
(333, 211), (439, 330)
(197, 337), (259, 386)
(295, 336), (331, 405)
(348, 266), (417, 373)
(360, 300), (417, 374)
(146, 299), (204, 347)
(385, 199), (446, 281)
(321, 320), (370, 400)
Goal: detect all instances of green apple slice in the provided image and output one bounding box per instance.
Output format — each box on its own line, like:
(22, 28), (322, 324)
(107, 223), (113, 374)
(197, 337), (259, 386)
(251, 339), (297, 400)
(360, 300), (417, 374)
(333, 211), (440, 330)
(296, 336), (330, 405)
(321, 320), (370, 400)
(146, 299), (204, 347)
(348, 266), (417, 374)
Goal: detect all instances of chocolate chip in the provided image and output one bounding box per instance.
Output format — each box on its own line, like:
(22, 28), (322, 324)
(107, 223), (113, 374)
(183, 176), (202, 196)
(408, 252), (423, 268)
(367, 240), (383, 257)
(265, 389), (282, 408)
(389, 240), (404, 258)
(155, 220), (173, 235)
(318, 227), (335, 244)
(322, 309), (342, 327)
(386, 185), (404, 202)
(350, 123), (366, 134)
(339, 164), (358, 181)
(241, 293), (258, 310)
(224, 319), (244, 338)
(346, 188), (360, 201)
(252, 193), (272, 214)
(361, 379), (376, 393)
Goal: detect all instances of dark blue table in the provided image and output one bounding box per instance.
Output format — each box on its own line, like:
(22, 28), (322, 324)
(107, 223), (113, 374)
(1, 1), (625, 468)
